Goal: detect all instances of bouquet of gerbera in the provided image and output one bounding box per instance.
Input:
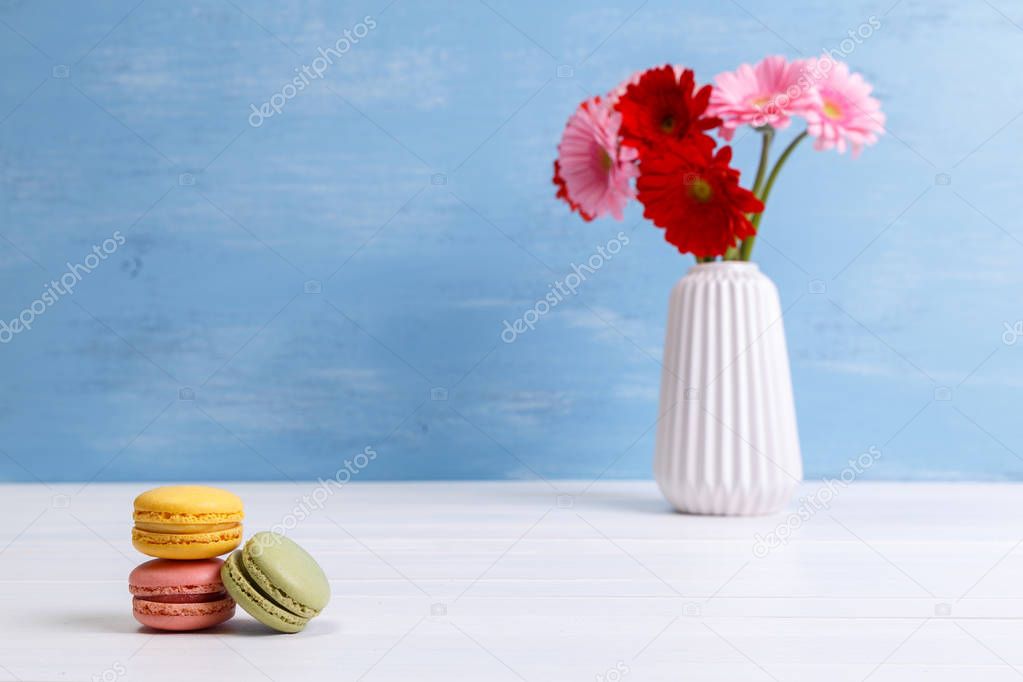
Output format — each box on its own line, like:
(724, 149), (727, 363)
(553, 56), (884, 261)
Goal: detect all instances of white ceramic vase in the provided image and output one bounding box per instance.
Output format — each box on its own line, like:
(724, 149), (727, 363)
(653, 262), (802, 515)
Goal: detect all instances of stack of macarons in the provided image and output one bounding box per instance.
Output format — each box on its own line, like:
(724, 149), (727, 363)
(128, 485), (330, 633)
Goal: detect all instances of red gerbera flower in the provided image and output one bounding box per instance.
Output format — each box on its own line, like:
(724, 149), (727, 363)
(636, 145), (764, 258)
(615, 65), (721, 157)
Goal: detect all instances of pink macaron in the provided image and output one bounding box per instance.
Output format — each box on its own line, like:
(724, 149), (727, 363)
(129, 558), (235, 631)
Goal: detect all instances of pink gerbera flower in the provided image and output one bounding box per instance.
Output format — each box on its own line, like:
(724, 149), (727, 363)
(708, 55), (819, 140)
(802, 58), (885, 156)
(553, 96), (639, 221)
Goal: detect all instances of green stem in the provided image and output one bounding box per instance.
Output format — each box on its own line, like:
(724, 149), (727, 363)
(756, 130), (808, 215)
(750, 126), (774, 197)
(727, 128), (774, 260)
(739, 130), (808, 261)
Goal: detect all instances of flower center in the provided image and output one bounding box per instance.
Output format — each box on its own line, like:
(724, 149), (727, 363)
(687, 177), (712, 203)
(659, 115), (675, 133)
(598, 147), (613, 171)
(750, 95), (771, 109)
(822, 99), (843, 120)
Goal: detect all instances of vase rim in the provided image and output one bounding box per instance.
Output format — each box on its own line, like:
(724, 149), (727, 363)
(689, 261), (760, 271)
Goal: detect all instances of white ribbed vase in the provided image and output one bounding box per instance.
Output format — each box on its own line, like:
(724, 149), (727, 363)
(654, 262), (802, 516)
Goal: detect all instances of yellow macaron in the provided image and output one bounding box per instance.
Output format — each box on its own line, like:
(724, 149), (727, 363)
(132, 485), (244, 560)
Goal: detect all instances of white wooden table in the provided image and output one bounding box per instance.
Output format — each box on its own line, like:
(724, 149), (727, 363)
(3, 481), (1023, 681)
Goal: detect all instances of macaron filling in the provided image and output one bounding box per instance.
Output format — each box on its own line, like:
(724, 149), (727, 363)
(135, 591), (229, 604)
(133, 520), (241, 534)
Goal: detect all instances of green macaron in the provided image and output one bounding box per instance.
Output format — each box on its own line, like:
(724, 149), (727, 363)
(221, 532), (330, 633)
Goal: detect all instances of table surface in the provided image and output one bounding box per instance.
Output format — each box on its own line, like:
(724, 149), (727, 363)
(3, 481), (1023, 682)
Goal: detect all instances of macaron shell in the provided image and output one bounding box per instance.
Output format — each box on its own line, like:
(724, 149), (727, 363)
(130, 558), (235, 631)
(129, 558), (226, 595)
(132, 525), (242, 560)
(243, 532), (330, 616)
(241, 549), (318, 619)
(221, 551), (308, 633)
(133, 485), (244, 520)
(132, 596), (235, 631)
